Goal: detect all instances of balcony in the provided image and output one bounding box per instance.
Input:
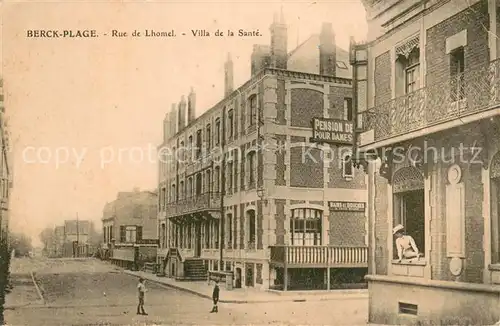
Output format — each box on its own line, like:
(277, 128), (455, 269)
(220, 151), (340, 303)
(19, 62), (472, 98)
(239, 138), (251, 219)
(359, 59), (500, 149)
(166, 192), (221, 219)
(269, 245), (368, 268)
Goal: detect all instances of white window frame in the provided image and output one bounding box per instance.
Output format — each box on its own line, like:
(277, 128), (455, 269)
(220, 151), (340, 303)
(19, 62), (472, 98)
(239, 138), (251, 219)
(125, 226), (137, 243)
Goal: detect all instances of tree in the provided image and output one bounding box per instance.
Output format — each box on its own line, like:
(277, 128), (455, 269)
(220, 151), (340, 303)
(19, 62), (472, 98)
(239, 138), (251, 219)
(0, 230), (11, 324)
(39, 227), (54, 255)
(9, 233), (32, 257)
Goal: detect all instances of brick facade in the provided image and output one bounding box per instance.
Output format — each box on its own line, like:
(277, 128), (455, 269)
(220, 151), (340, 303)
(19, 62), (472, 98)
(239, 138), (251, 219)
(290, 88), (324, 127)
(329, 211), (366, 246)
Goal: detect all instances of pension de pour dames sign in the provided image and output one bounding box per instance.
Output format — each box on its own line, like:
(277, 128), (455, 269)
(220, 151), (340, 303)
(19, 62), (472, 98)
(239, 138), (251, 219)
(328, 201), (366, 212)
(310, 118), (354, 145)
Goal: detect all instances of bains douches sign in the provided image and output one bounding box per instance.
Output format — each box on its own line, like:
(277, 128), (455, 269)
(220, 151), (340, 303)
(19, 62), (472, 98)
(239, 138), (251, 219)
(310, 117), (354, 145)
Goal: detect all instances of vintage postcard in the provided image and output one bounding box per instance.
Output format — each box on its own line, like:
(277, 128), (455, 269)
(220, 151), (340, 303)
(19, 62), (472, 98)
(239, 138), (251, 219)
(2, 0), (500, 325)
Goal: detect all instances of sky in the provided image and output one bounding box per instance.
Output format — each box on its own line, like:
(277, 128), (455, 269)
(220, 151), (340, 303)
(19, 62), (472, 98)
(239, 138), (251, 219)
(2, 0), (367, 246)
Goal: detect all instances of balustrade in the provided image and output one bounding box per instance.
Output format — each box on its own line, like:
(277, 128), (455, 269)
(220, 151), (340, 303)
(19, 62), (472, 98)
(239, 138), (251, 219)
(361, 59), (500, 145)
(269, 245), (368, 267)
(165, 192), (221, 217)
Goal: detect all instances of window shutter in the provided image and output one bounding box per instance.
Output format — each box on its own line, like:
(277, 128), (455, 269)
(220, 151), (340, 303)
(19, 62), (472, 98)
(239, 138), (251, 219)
(136, 226), (143, 241)
(120, 226), (126, 242)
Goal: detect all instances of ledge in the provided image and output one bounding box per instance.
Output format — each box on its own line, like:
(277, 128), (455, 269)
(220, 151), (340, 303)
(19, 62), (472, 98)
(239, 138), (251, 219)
(488, 264), (500, 271)
(365, 274), (500, 294)
(392, 259), (426, 266)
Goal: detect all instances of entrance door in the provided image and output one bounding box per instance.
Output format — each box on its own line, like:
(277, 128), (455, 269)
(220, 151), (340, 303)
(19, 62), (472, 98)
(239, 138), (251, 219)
(195, 222), (202, 257)
(245, 264), (254, 287)
(235, 268), (242, 288)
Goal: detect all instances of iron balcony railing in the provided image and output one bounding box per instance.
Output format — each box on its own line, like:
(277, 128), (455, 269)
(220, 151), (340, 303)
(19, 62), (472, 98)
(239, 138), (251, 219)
(166, 192), (221, 217)
(360, 59), (500, 146)
(269, 245), (368, 267)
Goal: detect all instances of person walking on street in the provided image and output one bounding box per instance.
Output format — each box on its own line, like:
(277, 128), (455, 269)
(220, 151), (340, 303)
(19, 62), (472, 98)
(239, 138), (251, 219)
(137, 278), (148, 315)
(210, 279), (220, 313)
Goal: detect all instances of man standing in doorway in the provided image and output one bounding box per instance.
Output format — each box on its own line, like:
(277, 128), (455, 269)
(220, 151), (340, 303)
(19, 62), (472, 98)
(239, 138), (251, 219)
(210, 279), (220, 313)
(137, 278), (148, 315)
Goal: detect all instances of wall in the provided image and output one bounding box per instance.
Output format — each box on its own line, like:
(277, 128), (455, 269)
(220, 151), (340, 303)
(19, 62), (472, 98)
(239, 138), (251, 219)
(368, 277), (500, 325)
(113, 191), (158, 240)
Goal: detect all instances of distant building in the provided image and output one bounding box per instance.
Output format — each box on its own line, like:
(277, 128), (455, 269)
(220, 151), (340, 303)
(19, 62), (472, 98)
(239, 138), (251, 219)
(101, 189), (158, 269)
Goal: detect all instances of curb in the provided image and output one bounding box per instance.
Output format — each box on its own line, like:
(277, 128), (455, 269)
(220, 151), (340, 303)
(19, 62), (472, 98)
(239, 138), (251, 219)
(30, 270), (45, 305)
(124, 271), (369, 304)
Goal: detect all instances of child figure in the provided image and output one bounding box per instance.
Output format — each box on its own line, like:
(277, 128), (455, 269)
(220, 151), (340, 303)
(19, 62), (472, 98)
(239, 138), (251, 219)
(210, 279), (220, 313)
(393, 224), (421, 262)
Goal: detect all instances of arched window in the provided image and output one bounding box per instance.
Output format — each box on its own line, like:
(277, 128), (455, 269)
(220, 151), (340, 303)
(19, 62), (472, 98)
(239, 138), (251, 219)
(342, 153), (354, 179)
(249, 95), (257, 126)
(247, 209), (256, 248)
(179, 181), (185, 200)
(247, 151), (256, 187)
(179, 141), (185, 164)
(171, 184), (176, 202)
(161, 223), (166, 248)
(206, 124), (211, 151)
(188, 136), (193, 161)
(290, 208), (322, 246)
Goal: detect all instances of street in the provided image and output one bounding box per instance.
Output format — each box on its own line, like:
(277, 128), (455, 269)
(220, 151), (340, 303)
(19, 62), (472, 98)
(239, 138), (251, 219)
(6, 258), (368, 325)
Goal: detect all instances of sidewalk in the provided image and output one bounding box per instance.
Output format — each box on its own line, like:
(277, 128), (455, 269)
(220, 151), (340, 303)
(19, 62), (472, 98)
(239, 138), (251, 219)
(124, 270), (368, 304)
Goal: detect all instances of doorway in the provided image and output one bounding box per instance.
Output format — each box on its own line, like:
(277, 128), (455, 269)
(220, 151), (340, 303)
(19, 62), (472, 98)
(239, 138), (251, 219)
(235, 268), (242, 288)
(195, 222), (202, 257)
(245, 263), (254, 287)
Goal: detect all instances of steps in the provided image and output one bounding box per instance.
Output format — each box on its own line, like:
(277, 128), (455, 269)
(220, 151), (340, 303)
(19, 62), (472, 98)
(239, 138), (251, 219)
(176, 258), (207, 281)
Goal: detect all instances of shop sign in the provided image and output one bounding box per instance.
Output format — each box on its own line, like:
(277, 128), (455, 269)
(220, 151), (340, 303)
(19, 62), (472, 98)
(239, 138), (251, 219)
(328, 201), (365, 212)
(310, 117), (354, 145)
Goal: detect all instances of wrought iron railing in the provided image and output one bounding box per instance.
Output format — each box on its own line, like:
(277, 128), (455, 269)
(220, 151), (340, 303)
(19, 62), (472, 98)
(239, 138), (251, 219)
(269, 245), (368, 266)
(166, 192), (221, 217)
(360, 59), (500, 145)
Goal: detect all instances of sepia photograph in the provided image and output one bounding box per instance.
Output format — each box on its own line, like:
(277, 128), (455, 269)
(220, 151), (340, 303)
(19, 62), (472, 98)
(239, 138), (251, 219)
(1, 0), (500, 325)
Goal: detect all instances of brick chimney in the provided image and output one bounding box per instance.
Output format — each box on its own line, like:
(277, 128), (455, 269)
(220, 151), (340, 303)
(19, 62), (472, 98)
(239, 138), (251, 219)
(178, 96), (187, 130)
(251, 45), (271, 76)
(269, 9), (287, 69)
(170, 103), (177, 136)
(163, 112), (170, 142)
(319, 22), (336, 76)
(188, 87), (196, 124)
(224, 53), (234, 97)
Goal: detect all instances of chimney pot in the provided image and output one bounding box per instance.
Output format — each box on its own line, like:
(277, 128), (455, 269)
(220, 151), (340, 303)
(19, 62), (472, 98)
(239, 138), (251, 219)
(188, 88), (196, 124)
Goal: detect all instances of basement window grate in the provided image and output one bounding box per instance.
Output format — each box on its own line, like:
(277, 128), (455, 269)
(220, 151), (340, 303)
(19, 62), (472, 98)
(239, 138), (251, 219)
(399, 302), (418, 315)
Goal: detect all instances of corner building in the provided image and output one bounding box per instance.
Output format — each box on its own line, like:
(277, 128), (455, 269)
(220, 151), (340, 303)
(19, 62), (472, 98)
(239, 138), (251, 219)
(157, 15), (368, 291)
(355, 0), (500, 324)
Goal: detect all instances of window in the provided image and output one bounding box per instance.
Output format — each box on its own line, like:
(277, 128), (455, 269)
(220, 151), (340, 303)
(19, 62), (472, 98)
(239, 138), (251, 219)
(195, 173), (202, 196)
(228, 109), (234, 138)
(248, 151), (256, 187)
(160, 187), (166, 211)
(290, 208), (322, 246)
(161, 224), (166, 248)
(249, 95), (257, 126)
(395, 45), (420, 97)
(179, 181), (184, 200)
(187, 178), (192, 198)
(227, 162), (233, 193)
(120, 226), (126, 242)
(188, 136), (193, 161)
(196, 129), (202, 159)
(179, 141), (185, 164)
(392, 167), (425, 261)
(206, 169), (211, 193)
(206, 125), (211, 151)
(227, 213), (233, 248)
(336, 61), (348, 69)
(214, 166), (220, 193)
(344, 98), (353, 121)
(342, 153), (354, 179)
(171, 184), (176, 202)
(215, 118), (221, 145)
(490, 153), (500, 264)
(125, 226), (137, 243)
(405, 48), (420, 94)
(450, 46), (465, 102)
(247, 210), (256, 248)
